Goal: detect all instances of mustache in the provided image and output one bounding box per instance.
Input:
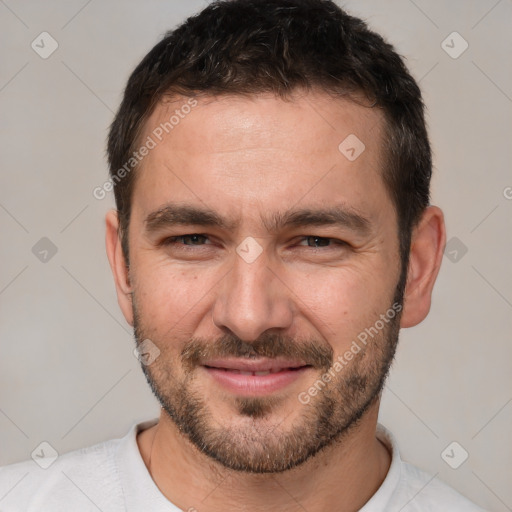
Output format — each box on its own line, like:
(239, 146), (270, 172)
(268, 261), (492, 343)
(181, 332), (333, 372)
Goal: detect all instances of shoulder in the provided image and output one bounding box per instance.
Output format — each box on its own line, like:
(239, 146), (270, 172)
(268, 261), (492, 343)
(393, 460), (487, 511)
(373, 424), (487, 511)
(0, 437), (124, 512)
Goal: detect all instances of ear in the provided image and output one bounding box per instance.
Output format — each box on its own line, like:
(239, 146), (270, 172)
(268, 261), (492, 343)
(105, 210), (134, 326)
(400, 206), (446, 328)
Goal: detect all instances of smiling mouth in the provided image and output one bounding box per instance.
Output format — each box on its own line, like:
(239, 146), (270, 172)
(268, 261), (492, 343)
(201, 358), (313, 395)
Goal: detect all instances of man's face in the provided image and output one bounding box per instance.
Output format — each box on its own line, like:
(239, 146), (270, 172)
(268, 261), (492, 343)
(126, 91), (403, 473)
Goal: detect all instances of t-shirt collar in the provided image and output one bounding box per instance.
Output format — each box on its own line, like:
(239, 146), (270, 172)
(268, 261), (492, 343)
(115, 419), (401, 511)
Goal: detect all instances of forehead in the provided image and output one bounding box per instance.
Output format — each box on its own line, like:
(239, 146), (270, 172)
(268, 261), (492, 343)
(132, 90), (391, 230)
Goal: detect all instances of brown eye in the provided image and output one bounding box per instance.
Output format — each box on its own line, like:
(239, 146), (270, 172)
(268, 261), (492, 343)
(297, 236), (347, 248)
(180, 234), (208, 245)
(307, 236), (330, 248)
(162, 234), (210, 246)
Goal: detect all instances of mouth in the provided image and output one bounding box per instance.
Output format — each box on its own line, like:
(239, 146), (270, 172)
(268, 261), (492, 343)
(202, 358), (313, 395)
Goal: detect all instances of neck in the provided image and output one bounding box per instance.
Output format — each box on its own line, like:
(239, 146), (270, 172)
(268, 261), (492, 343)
(137, 403), (391, 512)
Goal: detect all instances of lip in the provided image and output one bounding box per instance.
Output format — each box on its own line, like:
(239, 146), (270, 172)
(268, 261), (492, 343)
(202, 358), (312, 396)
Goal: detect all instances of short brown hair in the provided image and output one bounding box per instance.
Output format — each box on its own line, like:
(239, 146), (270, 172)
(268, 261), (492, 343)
(107, 0), (431, 281)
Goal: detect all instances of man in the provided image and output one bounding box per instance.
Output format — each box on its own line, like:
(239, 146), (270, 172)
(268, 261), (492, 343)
(0, 0), (486, 510)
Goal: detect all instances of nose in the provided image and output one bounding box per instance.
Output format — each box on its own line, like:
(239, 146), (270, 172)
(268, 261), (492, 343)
(211, 248), (294, 342)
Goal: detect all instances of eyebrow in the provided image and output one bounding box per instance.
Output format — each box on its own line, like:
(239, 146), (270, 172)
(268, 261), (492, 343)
(144, 203), (371, 236)
(145, 204), (237, 233)
(263, 206), (371, 234)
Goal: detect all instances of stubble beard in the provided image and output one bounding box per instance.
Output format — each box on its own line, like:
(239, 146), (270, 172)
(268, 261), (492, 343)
(133, 284), (403, 474)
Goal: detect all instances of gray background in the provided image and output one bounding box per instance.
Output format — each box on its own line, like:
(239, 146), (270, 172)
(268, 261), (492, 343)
(1, 0), (511, 510)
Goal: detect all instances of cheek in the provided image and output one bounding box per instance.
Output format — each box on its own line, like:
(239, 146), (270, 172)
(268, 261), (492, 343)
(132, 260), (218, 335)
(286, 262), (396, 351)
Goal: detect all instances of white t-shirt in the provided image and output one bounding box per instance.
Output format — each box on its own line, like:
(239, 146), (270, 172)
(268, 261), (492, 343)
(0, 418), (486, 511)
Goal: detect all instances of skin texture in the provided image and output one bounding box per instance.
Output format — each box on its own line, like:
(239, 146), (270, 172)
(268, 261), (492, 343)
(105, 90), (446, 511)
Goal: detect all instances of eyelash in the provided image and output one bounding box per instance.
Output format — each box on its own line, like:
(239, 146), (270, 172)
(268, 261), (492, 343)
(161, 234), (348, 250)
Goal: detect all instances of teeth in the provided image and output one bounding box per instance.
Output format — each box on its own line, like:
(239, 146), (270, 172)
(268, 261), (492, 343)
(214, 366), (307, 374)
(225, 369), (276, 376)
